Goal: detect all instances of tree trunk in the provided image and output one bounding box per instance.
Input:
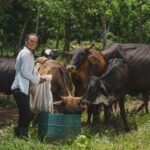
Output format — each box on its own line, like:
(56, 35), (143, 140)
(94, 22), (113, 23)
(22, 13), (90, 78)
(35, 6), (40, 35)
(139, 1), (143, 43)
(55, 18), (60, 49)
(0, 46), (3, 57)
(101, 13), (107, 49)
(63, 23), (71, 52)
(17, 20), (27, 55)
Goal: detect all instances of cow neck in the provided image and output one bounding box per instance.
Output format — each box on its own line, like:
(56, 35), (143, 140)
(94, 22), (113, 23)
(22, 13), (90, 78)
(35, 56), (49, 65)
(89, 50), (107, 73)
(78, 60), (89, 82)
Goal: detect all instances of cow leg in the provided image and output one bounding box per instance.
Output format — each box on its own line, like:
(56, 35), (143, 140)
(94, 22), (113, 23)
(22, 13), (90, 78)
(119, 97), (129, 132)
(143, 93), (149, 113)
(113, 101), (118, 112)
(87, 105), (92, 124)
(92, 104), (101, 124)
(137, 92), (149, 113)
(104, 105), (111, 126)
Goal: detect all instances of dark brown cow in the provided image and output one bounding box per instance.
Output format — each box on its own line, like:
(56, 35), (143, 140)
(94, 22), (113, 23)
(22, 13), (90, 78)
(67, 44), (106, 123)
(82, 58), (129, 131)
(35, 56), (86, 114)
(67, 44), (106, 96)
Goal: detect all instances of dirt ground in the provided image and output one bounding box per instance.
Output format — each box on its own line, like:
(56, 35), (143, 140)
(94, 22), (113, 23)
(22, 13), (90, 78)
(0, 100), (149, 130)
(0, 107), (18, 129)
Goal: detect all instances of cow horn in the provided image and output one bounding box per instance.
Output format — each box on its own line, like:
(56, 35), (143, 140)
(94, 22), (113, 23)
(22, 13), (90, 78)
(78, 96), (84, 104)
(53, 100), (62, 105)
(71, 45), (76, 49)
(86, 43), (94, 50)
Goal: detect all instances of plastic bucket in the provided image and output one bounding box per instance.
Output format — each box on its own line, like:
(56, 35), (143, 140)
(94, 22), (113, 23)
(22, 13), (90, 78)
(38, 112), (81, 140)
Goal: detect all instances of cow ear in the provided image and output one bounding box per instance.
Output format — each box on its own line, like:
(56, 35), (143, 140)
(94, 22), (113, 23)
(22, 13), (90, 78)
(76, 96), (82, 101)
(71, 45), (76, 49)
(53, 100), (63, 106)
(60, 96), (64, 99)
(60, 96), (66, 100)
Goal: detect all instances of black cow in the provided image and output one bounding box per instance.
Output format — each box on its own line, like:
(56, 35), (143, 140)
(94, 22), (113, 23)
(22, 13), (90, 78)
(0, 58), (16, 94)
(41, 49), (58, 59)
(82, 58), (129, 131)
(102, 43), (150, 113)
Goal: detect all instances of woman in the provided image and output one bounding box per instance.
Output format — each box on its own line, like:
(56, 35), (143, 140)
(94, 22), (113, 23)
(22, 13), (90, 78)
(11, 33), (46, 138)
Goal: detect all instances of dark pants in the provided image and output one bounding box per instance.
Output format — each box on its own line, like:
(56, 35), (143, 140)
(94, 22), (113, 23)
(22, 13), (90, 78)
(13, 90), (31, 137)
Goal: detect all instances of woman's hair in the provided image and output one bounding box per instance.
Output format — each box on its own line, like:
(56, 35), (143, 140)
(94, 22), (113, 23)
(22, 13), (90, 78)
(25, 33), (38, 41)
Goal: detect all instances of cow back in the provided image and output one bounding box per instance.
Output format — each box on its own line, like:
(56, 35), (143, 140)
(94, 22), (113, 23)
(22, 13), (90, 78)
(0, 58), (16, 94)
(35, 57), (73, 101)
(102, 43), (150, 93)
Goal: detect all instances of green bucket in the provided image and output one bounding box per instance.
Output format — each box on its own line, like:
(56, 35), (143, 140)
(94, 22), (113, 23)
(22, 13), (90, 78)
(38, 112), (81, 140)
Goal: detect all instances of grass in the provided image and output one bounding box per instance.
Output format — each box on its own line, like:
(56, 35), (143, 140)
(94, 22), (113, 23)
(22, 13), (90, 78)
(0, 94), (16, 108)
(0, 96), (150, 150)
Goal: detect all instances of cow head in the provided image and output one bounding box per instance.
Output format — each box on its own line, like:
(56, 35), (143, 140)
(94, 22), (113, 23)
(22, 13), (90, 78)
(67, 43), (94, 72)
(82, 76), (112, 106)
(53, 95), (87, 114)
(41, 49), (58, 59)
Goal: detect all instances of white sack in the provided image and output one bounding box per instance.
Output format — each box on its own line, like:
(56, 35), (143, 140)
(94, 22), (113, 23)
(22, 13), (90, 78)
(30, 74), (53, 113)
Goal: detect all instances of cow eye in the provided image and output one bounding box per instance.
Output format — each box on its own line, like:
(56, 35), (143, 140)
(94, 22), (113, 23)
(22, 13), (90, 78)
(79, 53), (85, 60)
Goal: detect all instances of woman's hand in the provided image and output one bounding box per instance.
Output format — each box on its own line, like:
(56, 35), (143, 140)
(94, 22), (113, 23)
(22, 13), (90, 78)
(39, 77), (46, 84)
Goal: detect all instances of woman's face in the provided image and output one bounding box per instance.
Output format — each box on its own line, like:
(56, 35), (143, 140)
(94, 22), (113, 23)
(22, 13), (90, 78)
(25, 35), (38, 51)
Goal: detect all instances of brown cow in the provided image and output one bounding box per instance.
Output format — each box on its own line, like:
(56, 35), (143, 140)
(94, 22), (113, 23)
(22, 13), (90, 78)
(67, 44), (106, 96)
(67, 44), (106, 123)
(35, 56), (86, 114)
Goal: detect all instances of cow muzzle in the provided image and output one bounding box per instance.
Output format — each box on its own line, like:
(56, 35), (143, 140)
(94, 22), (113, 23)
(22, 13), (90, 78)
(66, 65), (76, 71)
(81, 98), (91, 105)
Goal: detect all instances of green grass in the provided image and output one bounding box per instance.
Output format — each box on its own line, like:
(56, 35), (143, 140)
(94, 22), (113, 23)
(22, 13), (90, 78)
(0, 95), (150, 150)
(0, 110), (150, 150)
(0, 95), (16, 108)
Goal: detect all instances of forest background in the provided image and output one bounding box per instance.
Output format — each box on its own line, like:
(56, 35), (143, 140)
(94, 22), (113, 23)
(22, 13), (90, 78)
(0, 0), (150, 56)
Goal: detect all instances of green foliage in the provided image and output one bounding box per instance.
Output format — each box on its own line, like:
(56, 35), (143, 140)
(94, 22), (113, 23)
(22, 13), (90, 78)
(0, 0), (150, 55)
